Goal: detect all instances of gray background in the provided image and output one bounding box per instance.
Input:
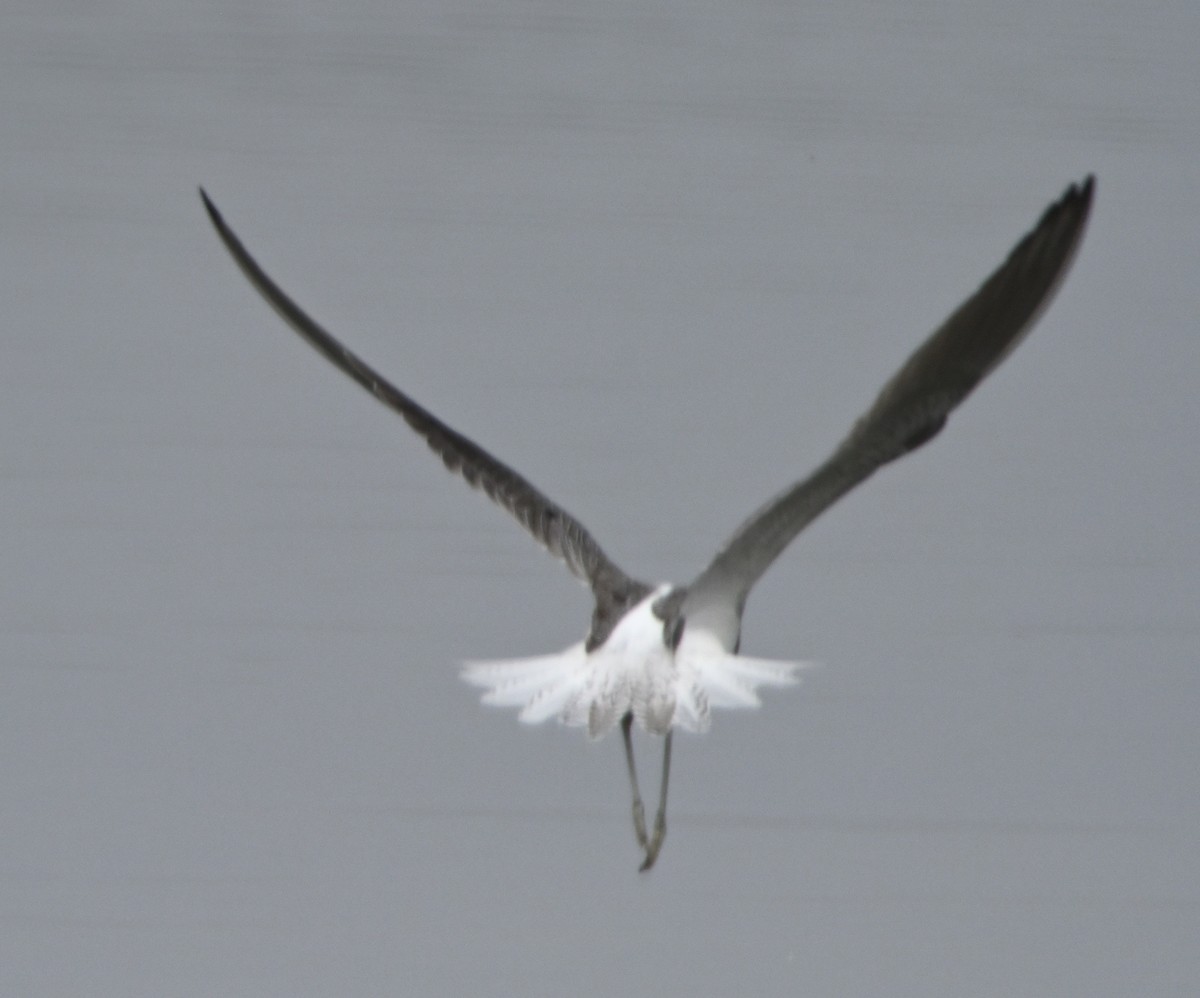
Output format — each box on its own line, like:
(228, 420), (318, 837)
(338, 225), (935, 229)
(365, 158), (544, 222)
(3, 1), (1197, 995)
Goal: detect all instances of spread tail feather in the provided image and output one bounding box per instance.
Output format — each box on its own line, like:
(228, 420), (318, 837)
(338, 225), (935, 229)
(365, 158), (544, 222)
(462, 643), (591, 726)
(686, 652), (813, 710)
(462, 640), (812, 735)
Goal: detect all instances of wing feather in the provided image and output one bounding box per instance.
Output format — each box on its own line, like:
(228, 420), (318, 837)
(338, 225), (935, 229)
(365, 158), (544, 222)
(679, 176), (1095, 639)
(200, 189), (650, 640)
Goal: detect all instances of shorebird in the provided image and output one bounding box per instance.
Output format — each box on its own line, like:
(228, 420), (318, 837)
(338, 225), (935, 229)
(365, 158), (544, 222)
(201, 176), (1093, 870)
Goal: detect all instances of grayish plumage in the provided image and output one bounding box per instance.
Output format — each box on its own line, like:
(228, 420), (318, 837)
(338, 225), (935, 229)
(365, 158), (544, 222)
(201, 176), (1094, 871)
(200, 188), (652, 651)
(671, 176), (1095, 649)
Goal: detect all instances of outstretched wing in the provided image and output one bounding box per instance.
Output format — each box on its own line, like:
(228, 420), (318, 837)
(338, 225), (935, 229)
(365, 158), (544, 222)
(200, 189), (651, 645)
(676, 176), (1095, 644)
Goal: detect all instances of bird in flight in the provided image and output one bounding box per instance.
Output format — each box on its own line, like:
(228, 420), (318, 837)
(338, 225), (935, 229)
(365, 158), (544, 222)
(201, 176), (1093, 870)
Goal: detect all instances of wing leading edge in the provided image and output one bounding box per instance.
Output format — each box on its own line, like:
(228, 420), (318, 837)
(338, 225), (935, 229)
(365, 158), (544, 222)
(674, 176), (1095, 646)
(200, 189), (652, 647)
(202, 177), (1094, 654)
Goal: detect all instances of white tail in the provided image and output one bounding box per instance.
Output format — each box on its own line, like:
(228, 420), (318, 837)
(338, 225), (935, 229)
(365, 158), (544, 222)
(462, 642), (590, 725)
(462, 636), (813, 737)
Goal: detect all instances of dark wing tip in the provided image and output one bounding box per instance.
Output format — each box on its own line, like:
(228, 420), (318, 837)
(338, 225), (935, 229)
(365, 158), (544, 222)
(199, 187), (241, 251)
(1056, 173), (1095, 229)
(198, 186), (220, 224)
(1006, 173), (1094, 276)
(1043, 174), (1095, 251)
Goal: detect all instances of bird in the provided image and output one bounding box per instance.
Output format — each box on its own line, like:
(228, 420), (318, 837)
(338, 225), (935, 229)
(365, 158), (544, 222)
(200, 176), (1094, 871)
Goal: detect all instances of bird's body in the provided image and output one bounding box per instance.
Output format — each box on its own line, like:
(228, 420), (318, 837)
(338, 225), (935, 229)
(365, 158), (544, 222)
(201, 176), (1094, 870)
(464, 583), (804, 738)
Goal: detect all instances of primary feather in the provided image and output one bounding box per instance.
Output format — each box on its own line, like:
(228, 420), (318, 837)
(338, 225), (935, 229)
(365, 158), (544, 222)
(202, 176), (1093, 870)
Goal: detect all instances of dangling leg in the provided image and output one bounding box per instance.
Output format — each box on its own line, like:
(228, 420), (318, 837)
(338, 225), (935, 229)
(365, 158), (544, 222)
(621, 712), (649, 851)
(639, 730), (673, 872)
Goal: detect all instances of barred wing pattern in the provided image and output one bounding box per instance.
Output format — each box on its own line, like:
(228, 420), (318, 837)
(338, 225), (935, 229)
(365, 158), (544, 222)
(677, 177), (1095, 643)
(200, 190), (651, 647)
